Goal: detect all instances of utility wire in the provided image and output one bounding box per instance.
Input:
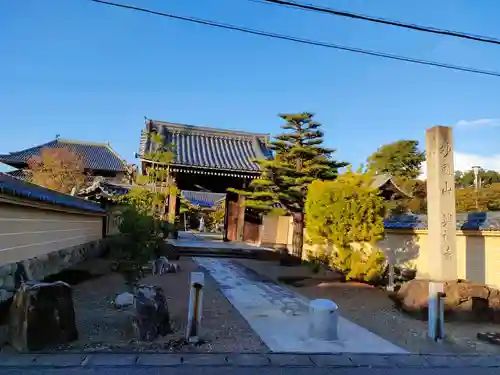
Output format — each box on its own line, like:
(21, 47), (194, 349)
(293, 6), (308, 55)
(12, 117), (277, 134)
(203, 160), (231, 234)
(91, 0), (500, 78)
(254, 0), (500, 46)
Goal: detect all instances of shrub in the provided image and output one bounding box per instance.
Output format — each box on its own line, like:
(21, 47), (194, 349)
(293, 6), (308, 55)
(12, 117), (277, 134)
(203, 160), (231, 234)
(305, 170), (386, 282)
(113, 203), (161, 286)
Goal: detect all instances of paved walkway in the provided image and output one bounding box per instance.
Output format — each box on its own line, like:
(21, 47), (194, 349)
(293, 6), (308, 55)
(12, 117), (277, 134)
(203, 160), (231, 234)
(170, 232), (269, 251)
(194, 258), (406, 353)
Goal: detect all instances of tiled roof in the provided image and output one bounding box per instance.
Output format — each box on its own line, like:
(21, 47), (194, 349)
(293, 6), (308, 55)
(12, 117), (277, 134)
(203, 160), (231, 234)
(371, 173), (411, 197)
(0, 139), (127, 172)
(0, 173), (104, 213)
(6, 169), (32, 181)
(138, 120), (273, 173)
(384, 212), (500, 230)
(78, 176), (131, 201)
(181, 190), (226, 208)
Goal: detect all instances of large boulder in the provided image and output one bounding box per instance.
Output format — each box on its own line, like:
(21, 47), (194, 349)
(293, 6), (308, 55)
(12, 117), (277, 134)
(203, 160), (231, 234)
(391, 279), (500, 322)
(8, 281), (78, 351)
(131, 284), (171, 341)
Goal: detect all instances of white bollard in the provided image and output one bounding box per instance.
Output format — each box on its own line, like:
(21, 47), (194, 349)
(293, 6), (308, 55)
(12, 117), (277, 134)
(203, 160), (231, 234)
(186, 272), (204, 343)
(309, 298), (338, 341)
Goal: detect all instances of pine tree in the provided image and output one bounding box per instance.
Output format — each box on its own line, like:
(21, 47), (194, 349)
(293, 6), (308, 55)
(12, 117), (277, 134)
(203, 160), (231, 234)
(231, 113), (347, 258)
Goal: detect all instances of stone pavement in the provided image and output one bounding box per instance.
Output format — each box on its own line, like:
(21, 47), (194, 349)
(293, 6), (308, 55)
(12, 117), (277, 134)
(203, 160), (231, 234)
(1, 353), (500, 369)
(194, 258), (405, 353)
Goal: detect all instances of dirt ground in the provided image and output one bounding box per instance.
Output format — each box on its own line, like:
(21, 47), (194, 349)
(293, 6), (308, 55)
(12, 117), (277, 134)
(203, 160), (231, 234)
(0, 257), (267, 353)
(234, 258), (500, 355)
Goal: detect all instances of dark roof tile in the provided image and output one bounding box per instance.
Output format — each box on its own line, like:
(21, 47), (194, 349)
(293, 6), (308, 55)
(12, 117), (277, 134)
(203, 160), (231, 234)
(0, 173), (104, 213)
(139, 120), (273, 173)
(384, 212), (500, 230)
(0, 139), (127, 172)
(78, 177), (131, 200)
(181, 190), (226, 208)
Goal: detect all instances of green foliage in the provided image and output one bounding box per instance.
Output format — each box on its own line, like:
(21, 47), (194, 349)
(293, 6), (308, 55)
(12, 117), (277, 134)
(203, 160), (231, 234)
(456, 183), (500, 212)
(230, 112), (347, 258)
(367, 140), (425, 180)
(305, 170), (386, 282)
(455, 168), (500, 189)
(208, 201), (225, 232)
(114, 203), (161, 286)
(138, 132), (178, 222)
(119, 186), (166, 217)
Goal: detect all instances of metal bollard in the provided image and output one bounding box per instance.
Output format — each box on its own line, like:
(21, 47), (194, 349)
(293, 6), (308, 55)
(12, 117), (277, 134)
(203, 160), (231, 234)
(309, 299), (338, 341)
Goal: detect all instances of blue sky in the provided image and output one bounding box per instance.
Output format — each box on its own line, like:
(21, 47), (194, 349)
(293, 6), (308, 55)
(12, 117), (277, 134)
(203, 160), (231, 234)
(1, 0), (500, 174)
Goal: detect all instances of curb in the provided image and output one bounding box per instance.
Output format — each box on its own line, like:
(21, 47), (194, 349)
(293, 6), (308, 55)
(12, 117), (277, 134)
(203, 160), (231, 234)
(0, 353), (500, 368)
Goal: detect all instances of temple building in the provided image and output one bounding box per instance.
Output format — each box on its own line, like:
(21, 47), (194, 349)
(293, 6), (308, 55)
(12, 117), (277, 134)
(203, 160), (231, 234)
(137, 119), (273, 240)
(371, 173), (410, 201)
(0, 138), (132, 185)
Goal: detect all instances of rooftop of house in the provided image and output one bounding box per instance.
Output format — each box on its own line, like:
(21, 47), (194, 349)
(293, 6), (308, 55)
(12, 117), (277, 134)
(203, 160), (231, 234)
(78, 176), (132, 201)
(0, 139), (128, 173)
(371, 173), (412, 198)
(138, 119), (273, 173)
(0, 172), (104, 213)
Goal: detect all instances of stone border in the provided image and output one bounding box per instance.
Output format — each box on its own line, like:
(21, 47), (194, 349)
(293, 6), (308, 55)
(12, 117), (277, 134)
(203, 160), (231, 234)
(0, 353), (499, 368)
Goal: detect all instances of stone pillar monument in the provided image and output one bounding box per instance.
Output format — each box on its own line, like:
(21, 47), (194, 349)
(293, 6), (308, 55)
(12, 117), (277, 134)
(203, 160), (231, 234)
(426, 125), (458, 281)
(425, 125), (457, 340)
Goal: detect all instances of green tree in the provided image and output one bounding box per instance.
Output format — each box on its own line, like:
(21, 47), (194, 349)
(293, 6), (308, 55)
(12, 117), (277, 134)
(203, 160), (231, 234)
(231, 113), (347, 258)
(455, 168), (500, 189)
(208, 201), (225, 232)
(456, 183), (500, 212)
(305, 170), (386, 281)
(138, 133), (177, 222)
(367, 140), (425, 180)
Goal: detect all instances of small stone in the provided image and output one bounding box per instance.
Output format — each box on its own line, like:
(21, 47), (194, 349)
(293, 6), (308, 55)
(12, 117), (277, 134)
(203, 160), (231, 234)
(8, 281), (78, 352)
(115, 292), (134, 308)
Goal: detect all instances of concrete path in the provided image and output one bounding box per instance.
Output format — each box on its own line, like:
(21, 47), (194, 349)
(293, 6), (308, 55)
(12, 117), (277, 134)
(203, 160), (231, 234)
(194, 257), (406, 354)
(171, 231), (268, 251)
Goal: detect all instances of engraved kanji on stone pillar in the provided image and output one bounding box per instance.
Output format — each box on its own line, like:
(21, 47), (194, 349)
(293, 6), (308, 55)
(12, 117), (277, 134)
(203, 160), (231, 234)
(426, 126), (457, 281)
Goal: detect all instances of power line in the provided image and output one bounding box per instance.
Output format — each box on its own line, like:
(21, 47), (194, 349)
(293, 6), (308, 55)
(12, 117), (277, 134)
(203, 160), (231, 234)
(254, 0), (500, 46)
(91, 0), (500, 78)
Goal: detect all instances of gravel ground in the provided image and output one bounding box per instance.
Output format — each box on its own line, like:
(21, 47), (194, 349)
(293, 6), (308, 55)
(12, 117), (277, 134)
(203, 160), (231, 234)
(0, 258), (267, 353)
(234, 259), (500, 355)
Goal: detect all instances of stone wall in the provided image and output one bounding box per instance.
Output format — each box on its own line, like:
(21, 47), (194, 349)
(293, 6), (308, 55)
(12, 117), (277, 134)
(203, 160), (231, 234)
(0, 200), (106, 302)
(0, 240), (105, 302)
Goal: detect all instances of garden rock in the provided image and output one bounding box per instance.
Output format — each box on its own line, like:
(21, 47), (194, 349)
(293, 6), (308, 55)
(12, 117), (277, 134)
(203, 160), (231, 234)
(115, 292), (134, 308)
(131, 284), (171, 341)
(152, 257), (180, 276)
(8, 281), (78, 352)
(391, 279), (500, 322)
